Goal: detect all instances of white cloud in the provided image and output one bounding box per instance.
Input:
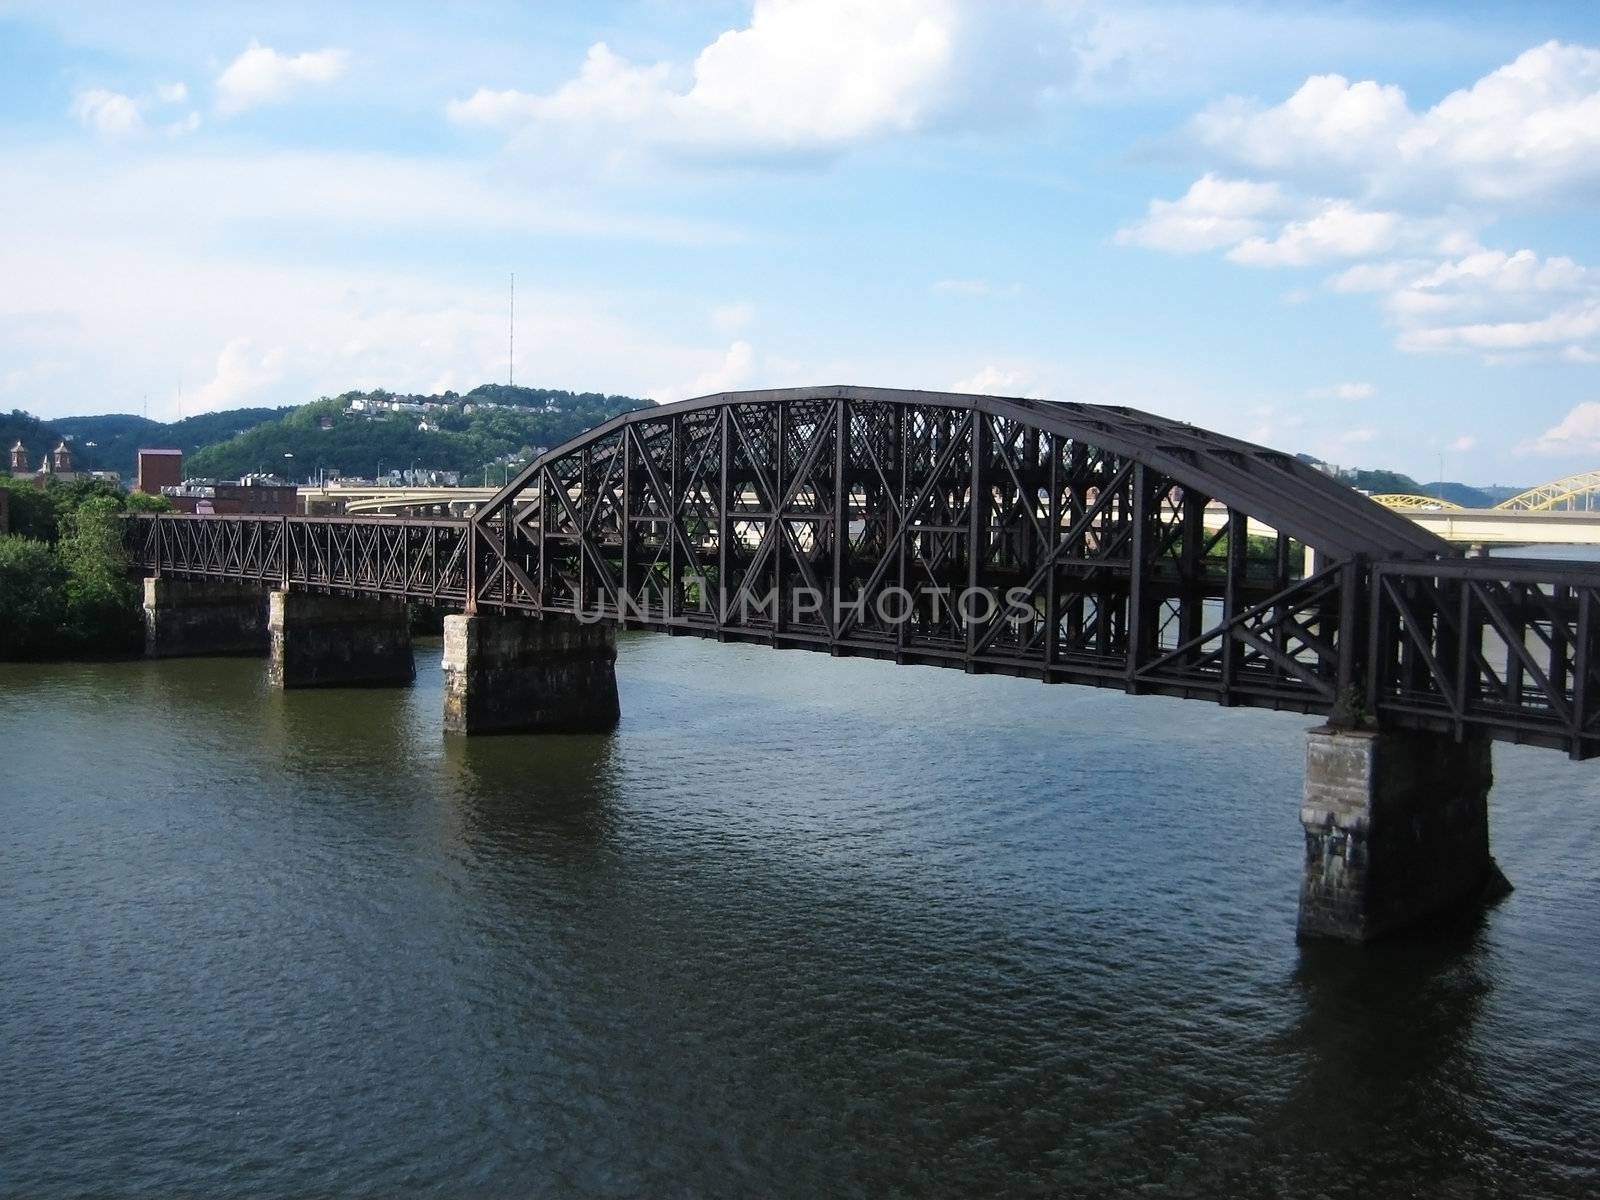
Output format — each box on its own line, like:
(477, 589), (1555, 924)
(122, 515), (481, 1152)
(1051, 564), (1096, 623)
(951, 365), (1036, 396)
(216, 42), (348, 115)
(448, 0), (1076, 164)
(1398, 300), (1600, 356)
(1307, 382), (1376, 401)
(1370, 249), (1600, 356)
(654, 340), (758, 402)
(70, 80), (200, 141)
(192, 338), (287, 410)
(1527, 402), (1600, 455)
(1401, 41), (1600, 205)
(1116, 173), (1286, 253)
(1327, 259), (1429, 294)
(1192, 74), (1412, 189)
(71, 89), (145, 140)
(1190, 41), (1600, 205)
(1447, 434), (1477, 453)
(1123, 42), (1600, 363)
(1226, 202), (1401, 267)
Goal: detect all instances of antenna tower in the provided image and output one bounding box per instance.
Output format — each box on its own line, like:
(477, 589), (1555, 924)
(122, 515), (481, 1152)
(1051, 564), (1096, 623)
(509, 272), (515, 387)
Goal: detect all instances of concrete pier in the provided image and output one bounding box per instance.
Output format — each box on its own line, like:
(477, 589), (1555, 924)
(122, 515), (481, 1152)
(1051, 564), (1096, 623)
(268, 590), (414, 688)
(143, 577), (269, 658)
(442, 613), (619, 734)
(1298, 725), (1509, 942)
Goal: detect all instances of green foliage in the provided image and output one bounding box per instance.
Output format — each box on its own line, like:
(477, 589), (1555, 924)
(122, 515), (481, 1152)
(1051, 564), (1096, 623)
(1413, 481), (1499, 508)
(50, 407), (290, 476)
(0, 476), (60, 540)
(57, 496), (142, 654)
(187, 386), (652, 482)
(0, 484), (148, 659)
(1329, 685), (1372, 730)
(123, 490), (174, 514)
(0, 536), (68, 658)
(1293, 453), (1512, 508)
(1343, 468), (1422, 495)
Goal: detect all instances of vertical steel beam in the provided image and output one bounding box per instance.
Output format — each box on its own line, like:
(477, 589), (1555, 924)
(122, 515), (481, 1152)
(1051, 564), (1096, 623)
(718, 407), (730, 629)
(966, 412), (988, 664)
(1044, 433), (1060, 671)
(1220, 508), (1245, 703)
(1125, 462), (1148, 691)
(1574, 587), (1592, 758)
(621, 425), (634, 622)
(832, 397), (847, 641)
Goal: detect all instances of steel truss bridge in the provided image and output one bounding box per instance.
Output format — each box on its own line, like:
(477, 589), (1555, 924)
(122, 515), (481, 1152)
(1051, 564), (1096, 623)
(127, 386), (1600, 759)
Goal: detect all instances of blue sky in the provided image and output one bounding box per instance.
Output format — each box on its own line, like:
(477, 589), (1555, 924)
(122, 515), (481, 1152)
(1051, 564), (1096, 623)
(4, 1), (1600, 485)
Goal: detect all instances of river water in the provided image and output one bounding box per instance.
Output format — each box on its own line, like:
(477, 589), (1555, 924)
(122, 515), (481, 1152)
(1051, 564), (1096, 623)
(3, 633), (1598, 1197)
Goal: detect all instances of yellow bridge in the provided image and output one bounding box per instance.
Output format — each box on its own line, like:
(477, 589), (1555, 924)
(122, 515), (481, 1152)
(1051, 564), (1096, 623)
(1363, 473), (1600, 547)
(1370, 470), (1600, 515)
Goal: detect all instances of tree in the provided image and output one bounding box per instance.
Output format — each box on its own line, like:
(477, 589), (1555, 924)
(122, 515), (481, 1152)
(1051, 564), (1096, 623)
(124, 490), (173, 514)
(0, 536), (68, 658)
(0, 478), (59, 541)
(57, 495), (141, 653)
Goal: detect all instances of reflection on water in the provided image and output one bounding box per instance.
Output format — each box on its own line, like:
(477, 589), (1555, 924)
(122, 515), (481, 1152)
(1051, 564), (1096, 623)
(2, 633), (1597, 1196)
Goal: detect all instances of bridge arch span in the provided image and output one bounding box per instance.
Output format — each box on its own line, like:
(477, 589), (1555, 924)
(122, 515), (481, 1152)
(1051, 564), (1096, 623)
(1497, 469), (1600, 512)
(1370, 493), (1463, 511)
(463, 386), (1447, 717)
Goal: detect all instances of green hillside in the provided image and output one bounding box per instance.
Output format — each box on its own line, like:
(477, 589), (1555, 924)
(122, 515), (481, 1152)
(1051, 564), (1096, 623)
(186, 384), (652, 482)
(49, 408), (291, 477)
(1294, 454), (1510, 508)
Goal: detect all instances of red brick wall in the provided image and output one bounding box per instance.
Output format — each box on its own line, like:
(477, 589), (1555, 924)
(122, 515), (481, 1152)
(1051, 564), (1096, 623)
(137, 451), (183, 495)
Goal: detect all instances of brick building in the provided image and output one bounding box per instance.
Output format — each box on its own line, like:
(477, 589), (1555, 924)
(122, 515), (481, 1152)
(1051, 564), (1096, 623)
(165, 481), (299, 515)
(137, 449), (184, 495)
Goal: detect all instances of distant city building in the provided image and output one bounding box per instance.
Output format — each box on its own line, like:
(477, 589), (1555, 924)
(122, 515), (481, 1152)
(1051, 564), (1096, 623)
(26, 440), (81, 486)
(397, 467), (460, 486)
(10, 439), (28, 474)
(162, 478), (299, 515)
(137, 449), (184, 495)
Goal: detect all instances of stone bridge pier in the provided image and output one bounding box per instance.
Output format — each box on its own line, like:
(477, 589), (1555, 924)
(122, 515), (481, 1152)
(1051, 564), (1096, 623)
(1298, 725), (1510, 942)
(143, 577), (269, 658)
(442, 613), (618, 735)
(268, 590), (414, 688)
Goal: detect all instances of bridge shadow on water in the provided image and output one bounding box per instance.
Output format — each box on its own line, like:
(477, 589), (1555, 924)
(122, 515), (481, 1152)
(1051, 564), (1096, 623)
(438, 729), (625, 864)
(1267, 932), (1505, 1198)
